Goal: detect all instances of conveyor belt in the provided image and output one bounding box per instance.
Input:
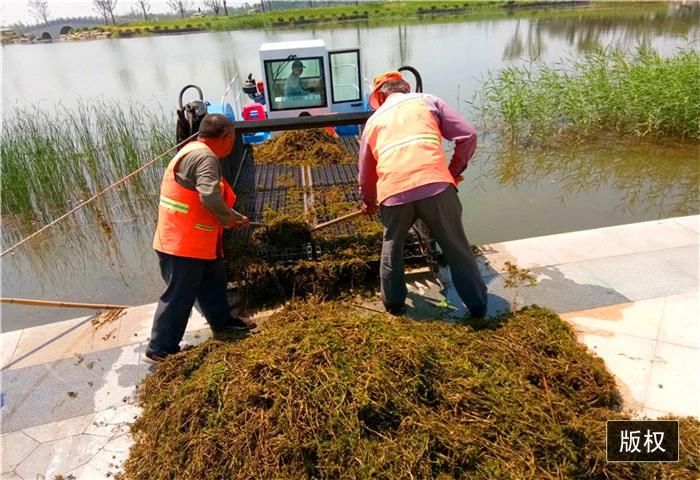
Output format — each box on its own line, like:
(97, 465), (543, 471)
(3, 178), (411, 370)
(310, 164), (358, 186)
(228, 135), (433, 263)
(255, 164), (303, 190)
(338, 136), (361, 156)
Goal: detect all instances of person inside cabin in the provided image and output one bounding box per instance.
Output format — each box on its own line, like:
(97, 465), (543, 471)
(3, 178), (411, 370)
(358, 71), (488, 318)
(284, 60), (310, 98)
(147, 114), (256, 364)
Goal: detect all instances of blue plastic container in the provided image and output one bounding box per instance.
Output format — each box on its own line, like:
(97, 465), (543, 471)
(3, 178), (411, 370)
(335, 125), (360, 137)
(206, 103), (236, 121)
(241, 103), (271, 144)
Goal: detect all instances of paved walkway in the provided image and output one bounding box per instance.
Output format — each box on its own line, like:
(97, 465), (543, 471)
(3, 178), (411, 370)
(1, 215), (698, 479)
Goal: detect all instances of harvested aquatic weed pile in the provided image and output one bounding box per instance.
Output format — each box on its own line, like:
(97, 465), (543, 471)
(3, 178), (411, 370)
(253, 128), (352, 166)
(126, 302), (699, 479)
(250, 217), (312, 248)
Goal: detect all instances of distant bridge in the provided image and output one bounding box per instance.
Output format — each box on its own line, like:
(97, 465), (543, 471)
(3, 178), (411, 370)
(20, 18), (104, 40)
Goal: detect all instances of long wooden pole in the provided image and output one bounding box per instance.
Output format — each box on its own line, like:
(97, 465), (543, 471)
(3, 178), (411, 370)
(0, 298), (128, 310)
(310, 210), (364, 232)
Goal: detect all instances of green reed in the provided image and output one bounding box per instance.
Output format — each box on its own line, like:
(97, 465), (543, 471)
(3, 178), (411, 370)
(0, 101), (172, 219)
(475, 46), (700, 143)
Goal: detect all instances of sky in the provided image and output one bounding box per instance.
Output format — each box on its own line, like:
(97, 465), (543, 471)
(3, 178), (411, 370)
(1, 0), (251, 26)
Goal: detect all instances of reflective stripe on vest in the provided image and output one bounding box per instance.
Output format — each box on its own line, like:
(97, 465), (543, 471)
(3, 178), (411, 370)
(376, 133), (441, 159)
(159, 195), (189, 214)
(152, 141), (236, 260)
(363, 94), (455, 204)
(194, 223), (215, 232)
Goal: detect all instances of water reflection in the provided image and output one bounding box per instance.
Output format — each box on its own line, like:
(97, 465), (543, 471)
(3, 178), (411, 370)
(484, 136), (700, 217)
(1, 192), (162, 331)
(541, 4), (699, 47)
(503, 20), (525, 59)
(503, 20), (544, 60)
(397, 24), (409, 66)
(153, 64), (169, 91)
(118, 67), (136, 91)
(501, 4), (699, 60)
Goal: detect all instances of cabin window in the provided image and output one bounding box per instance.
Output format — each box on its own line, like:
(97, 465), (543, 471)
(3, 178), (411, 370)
(330, 50), (362, 104)
(264, 57), (327, 111)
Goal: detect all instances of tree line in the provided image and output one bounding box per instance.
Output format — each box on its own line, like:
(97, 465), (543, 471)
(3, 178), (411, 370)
(27, 0), (363, 25)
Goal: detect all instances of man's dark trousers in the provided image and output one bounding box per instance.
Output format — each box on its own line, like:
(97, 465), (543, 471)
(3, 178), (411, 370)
(379, 186), (488, 317)
(147, 251), (234, 356)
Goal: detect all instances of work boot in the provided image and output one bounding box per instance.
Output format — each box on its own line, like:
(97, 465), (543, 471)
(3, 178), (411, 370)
(383, 303), (406, 316)
(213, 317), (257, 338)
(229, 317), (257, 330)
(144, 351), (169, 364)
(144, 344), (181, 365)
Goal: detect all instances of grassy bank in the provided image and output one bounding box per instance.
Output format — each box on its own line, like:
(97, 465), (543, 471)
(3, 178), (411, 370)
(125, 300), (700, 479)
(0, 102), (171, 220)
(89, 1), (670, 38)
(107, 1), (522, 35)
(475, 46), (700, 143)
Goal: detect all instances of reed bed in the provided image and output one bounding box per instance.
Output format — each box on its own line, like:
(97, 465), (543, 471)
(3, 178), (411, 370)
(0, 101), (172, 220)
(475, 46), (700, 143)
(125, 300), (700, 479)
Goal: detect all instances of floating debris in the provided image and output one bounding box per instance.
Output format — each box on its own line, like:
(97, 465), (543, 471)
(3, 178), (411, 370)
(102, 328), (118, 341)
(503, 260), (538, 288)
(91, 308), (126, 329)
(124, 302), (700, 479)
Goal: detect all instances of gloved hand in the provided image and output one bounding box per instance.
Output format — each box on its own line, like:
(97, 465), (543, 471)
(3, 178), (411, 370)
(361, 202), (377, 216)
(228, 215), (249, 229)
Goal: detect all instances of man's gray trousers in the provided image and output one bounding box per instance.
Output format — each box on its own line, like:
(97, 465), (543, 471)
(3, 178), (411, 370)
(378, 187), (487, 317)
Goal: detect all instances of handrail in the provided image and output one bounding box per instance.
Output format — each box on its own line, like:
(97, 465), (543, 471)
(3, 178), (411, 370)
(220, 73), (245, 118)
(220, 73), (239, 105)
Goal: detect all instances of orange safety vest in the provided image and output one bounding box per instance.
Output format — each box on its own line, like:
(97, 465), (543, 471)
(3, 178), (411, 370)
(362, 94), (455, 204)
(153, 141), (236, 260)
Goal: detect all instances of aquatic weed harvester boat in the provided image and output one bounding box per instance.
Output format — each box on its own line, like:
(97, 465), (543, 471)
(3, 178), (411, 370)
(175, 40), (435, 302)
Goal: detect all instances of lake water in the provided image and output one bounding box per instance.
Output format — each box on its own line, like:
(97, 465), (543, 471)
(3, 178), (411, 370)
(2, 3), (699, 331)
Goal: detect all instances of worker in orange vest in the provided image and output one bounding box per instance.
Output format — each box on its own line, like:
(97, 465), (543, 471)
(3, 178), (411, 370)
(359, 71), (488, 318)
(146, 114), (255, 363)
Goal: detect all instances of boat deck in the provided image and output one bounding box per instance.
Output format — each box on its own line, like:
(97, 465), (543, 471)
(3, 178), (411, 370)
(227, 135), (429, 261)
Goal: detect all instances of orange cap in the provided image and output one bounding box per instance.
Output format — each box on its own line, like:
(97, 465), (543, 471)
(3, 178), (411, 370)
(369, 70), (406, 110)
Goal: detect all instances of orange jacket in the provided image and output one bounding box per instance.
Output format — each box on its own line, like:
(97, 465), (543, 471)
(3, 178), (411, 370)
(153, 141), (236, 260)
(362, 94), (455, 204)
